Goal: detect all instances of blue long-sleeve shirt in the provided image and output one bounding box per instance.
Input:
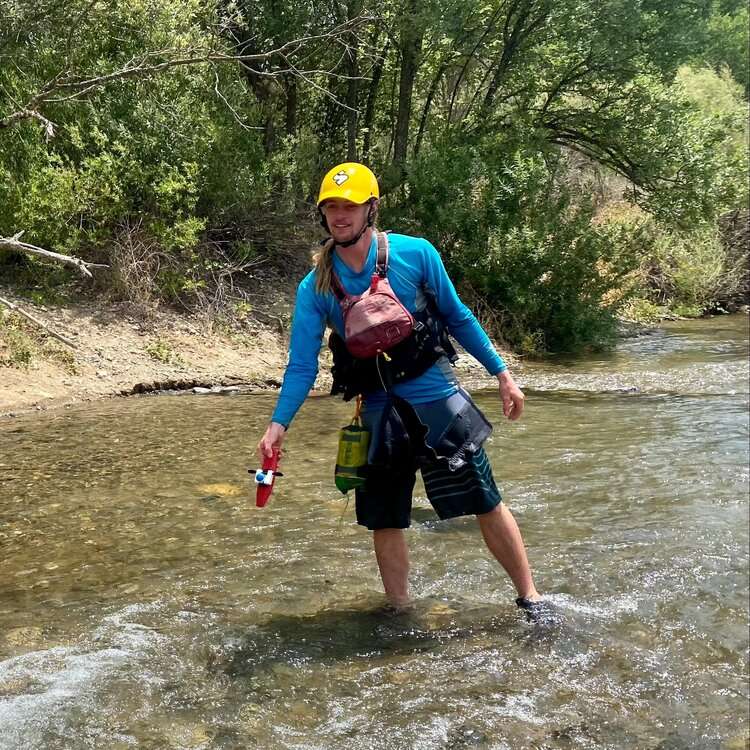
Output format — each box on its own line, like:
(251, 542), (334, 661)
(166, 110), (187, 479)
(271, 232), (506, 427)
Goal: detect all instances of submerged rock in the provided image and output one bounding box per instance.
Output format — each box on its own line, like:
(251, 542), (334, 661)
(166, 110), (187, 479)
(446, 724), (488, 748)
(197, 483), (244, 497)
(4, 626), (43, 648)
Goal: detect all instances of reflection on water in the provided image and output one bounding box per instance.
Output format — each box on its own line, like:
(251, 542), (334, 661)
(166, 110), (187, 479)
(1, 316), (748, 749)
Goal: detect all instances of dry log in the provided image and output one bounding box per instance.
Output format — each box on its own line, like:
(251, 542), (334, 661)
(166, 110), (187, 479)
(0, 232), (108, 277)
(0, 296), (78, 350)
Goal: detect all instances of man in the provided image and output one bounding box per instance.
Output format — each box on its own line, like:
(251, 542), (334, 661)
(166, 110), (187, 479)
(257, 162), (548, 620)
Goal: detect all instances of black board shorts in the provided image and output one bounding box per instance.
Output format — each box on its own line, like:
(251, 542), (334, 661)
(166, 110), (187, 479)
(354, 390), (502, 530)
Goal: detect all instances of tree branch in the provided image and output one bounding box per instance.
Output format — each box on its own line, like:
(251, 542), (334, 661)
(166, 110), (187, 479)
(446, 1), (508, 125)
(479, 1), (550, 120)
(0, 296), (78, 350)
(0, 108), (55, 139)
(0, 16), (373, 136)
(0, 232), (108, 278)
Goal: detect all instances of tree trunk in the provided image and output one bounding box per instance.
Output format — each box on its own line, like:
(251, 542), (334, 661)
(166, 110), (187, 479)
(393, 0), (424, 173)
(345, 48), (358, 160)
(231, 14), (278, 155)
(284, 74), (297, 136)
(414, 61), (448, 159)
(345, 0), (361, 160)
(386, 48), (401, 163)
(362, 37), (389, 159)
(479, 0), (549, 123)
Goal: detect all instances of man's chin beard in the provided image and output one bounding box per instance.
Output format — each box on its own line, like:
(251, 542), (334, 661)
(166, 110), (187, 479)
(332, 230), (355, 243)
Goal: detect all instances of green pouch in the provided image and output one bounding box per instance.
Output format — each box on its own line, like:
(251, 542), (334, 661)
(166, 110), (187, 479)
(334, 408), (370, 494)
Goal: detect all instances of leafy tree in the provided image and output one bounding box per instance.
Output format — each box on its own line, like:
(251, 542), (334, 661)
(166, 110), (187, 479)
(1, 0), (747, 349)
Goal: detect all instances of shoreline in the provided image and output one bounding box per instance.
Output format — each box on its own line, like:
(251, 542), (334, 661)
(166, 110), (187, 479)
(0, 356), (507, 421)
(0, 378), (286, 420)
(0, 292), (510, 420)
(8, 291), (740, 422)
(0, 289), (294, 419)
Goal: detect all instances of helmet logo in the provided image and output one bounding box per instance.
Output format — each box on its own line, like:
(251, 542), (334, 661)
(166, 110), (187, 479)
(332, 170), (349, 186)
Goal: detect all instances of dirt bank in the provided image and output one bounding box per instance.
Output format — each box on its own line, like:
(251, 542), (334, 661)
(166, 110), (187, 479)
(0, 289), (510, 419)
(0, 290), (292, 417)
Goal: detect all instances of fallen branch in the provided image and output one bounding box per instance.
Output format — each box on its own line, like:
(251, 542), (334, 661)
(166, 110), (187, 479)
(0, 232), (108, 278)
(0, 109), (56, 139)
(0, 296), (78, 349)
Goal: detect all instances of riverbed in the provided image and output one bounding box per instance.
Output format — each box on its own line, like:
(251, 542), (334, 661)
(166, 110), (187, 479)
(1, 316), (748, 749)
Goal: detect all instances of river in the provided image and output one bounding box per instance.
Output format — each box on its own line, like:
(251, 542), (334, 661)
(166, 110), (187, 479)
(1, 316), (748, 749)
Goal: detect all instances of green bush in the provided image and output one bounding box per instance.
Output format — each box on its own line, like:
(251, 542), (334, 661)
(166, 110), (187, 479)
(0, 314), (35, 368)
(646, 224), (743, 312)
(388, 142), (638, 352)
(619, 298), (672, 324)
(145, 337), (183, 365)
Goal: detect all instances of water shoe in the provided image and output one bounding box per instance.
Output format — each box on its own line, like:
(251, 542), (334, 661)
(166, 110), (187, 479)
(515, 596), (559, 625)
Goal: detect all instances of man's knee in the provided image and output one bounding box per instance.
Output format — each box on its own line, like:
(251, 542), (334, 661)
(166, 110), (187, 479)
(373, 527), (406, 539)
(477, 503), (504, 521)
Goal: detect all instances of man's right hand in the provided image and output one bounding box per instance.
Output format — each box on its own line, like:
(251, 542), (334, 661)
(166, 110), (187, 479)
(257, 422), (287, 465)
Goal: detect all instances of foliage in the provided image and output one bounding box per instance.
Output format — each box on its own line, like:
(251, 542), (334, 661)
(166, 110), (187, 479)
(0, 309), (79, 371)
(602, 203), (748, 319)
(1, 0), (748, 352)
(386, 143), (636, 351)
(0, 311), (35, 367)
(619, 298), (672, 325)
(145, 337), (183, 365)
(646, 224), (745, 313)
(701, 3), (750, 96)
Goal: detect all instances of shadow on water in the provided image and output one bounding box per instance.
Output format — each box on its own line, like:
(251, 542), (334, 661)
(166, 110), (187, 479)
(212, 596), (575, 680)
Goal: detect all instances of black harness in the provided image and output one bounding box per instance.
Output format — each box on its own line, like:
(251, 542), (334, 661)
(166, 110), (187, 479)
(328, 284), (458, 401)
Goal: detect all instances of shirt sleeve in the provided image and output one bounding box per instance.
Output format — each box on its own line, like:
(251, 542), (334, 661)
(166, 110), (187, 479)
(421, 239), (507, 376)
(270, 275), (328, 427)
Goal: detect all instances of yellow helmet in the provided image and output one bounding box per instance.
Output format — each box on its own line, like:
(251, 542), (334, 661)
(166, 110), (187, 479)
(317, 162), (379, 206)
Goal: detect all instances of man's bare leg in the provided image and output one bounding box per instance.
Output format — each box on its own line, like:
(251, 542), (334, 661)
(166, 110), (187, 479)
(373, 528), (410, 607)
(477, 504), (540, 601)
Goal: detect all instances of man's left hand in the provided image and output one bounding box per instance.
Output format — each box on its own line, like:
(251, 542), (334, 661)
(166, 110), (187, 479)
(497, 370), (525, 421)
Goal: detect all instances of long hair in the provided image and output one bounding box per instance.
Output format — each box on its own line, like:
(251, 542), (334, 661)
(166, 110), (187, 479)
(313, 202), (379, 295)
(312, 237), (337, 295)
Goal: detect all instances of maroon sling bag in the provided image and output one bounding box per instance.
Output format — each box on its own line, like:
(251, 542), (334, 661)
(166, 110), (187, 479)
(331, 232), (415, 359)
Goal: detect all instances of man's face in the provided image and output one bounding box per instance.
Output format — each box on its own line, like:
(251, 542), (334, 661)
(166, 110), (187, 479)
(321, 198), (369, 244)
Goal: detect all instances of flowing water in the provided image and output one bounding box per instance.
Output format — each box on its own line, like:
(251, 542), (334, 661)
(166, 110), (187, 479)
(1, 316), (748, 750)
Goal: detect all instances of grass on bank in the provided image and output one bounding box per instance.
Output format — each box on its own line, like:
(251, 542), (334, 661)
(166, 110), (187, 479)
(144, 336), (184, 365)
(0, 308), (79, 372)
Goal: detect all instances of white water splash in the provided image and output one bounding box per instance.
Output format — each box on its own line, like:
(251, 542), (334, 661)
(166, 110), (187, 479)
(0, 601), (168, 750)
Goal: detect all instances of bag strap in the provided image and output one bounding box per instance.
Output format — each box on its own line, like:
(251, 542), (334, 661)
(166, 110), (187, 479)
(330, 270), (347, 302)
(330, 230), (390, 298)
(375, 231), (389, 278)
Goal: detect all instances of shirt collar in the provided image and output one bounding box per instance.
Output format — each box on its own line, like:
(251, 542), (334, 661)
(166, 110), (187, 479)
(333, 232), (377, 278)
